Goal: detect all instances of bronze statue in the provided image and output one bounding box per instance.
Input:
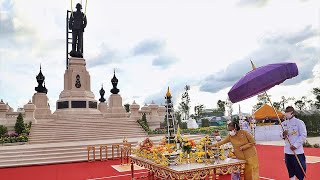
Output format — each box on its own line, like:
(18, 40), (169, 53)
(35, 65), (48, 94)
(110, 70), (120, 94)
(69, 3), (87, 58)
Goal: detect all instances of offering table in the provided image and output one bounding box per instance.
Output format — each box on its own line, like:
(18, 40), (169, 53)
(130, 155), (245, 180)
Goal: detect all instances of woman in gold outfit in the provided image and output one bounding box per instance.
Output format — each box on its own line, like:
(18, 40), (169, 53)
(212, 122), (259, 180)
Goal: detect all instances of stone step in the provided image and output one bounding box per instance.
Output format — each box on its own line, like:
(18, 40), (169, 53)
(30, 134), (145, 144)
(30, 128), (144, 134)
(29, 136), (147, 144)
(0, 135), (203, 168)
(0, 140), (140, 153)
(56, 114), (104, 118)
(0, 146), (132, 161)
(32, 123), (140, 127)
(40, 118), (139, 122)
(30, 126), (142, 131)
(32, 121), (140, 127)
(30, 130), (145, 135)
(29, 133), (146, 139)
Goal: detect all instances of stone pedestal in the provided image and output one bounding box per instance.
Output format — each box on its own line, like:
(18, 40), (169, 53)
(0, 100), (8, 119)
(32, 93), (51, 117)
(98, 102), (108, 113)
(107, 94), (126, 117)
(148, 102), (161, 130)
(55, 57), (98, 114)
(129, 101), (140, 120)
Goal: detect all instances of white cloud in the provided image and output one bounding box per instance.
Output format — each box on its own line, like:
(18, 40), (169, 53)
(0, 0), (319, 115)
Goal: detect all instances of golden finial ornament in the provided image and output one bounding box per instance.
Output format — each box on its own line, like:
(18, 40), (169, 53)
(166, 86), (171, 97)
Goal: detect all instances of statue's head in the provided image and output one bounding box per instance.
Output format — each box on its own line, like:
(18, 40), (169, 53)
(76, 3), (82, 10)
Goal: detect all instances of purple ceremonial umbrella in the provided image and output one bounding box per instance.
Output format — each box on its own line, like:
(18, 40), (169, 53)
(228, 62), (298, 103)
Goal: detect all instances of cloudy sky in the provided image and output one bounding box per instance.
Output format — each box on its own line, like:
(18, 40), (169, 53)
(0, 0), (319, 114)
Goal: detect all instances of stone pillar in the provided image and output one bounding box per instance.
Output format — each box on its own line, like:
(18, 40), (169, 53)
(129, 101), (140, 120)
(107, 94), (126, 117)
(98, 102), (108, 113)
(0, 99), (9, 119)
(24, 100), (36, 124)
(32, 93), (51, 117)
(148, 101), (160, 130)
(158, 104), (166, 118)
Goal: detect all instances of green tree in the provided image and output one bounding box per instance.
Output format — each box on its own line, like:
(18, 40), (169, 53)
(194, 104), (205, 121)
(15, 113), (25, 135)
(279, 96), (295, 110)
(179, 85), (191, 120)
(295, 100), (305, 110)
(180, 122), (188, 129)
(137, 113), (150, 132)
(217, 100), (226, 112)
(312, 87), (320, 109)
(294, 96), (311, 111)
(258, 93), (270, 104)
(175, 111), (182, 128)
(253, 93), (270, 111)
(0, 125), (7, 137)
(273, 102), (281, 110)
(124, 103), (130, 113)
(253, 102), (264, 111)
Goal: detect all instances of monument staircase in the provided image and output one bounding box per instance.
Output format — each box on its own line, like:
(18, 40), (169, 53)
(29, 114), (147, 144)
(0, 135), (203, 168)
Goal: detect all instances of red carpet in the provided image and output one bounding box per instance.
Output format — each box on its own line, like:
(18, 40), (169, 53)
(0, 145), (319, 180)
(257, 145), (320, 180)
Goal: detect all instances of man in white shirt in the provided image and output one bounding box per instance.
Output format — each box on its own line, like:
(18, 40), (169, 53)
(281, 106), (307, 180)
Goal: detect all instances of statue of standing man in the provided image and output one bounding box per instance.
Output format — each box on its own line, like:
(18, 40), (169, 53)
(69, 3), (87, 58)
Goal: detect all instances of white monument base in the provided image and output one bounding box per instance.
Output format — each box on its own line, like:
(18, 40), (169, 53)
(107, 94), (126, 118)
(32, 93), (51, 117)
(187, 118), (199, 129)
(98, 102), (108, 113)
(254, 125), (282, 141)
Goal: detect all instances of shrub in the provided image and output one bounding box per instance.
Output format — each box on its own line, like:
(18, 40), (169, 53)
(15, 113), (25, 135)
(28, 121), (32, 129)
(0, 125), (7, 137)
(296, 112), (320, 137)
(313, 143), (320, 148)
(303, 140), (313, 148)
(181, 122), (188, 129)
(201, 118), (210, 127)
(137, 113), (150, 132)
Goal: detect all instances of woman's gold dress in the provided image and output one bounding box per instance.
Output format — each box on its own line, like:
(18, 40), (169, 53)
(216, 130), (259, 180)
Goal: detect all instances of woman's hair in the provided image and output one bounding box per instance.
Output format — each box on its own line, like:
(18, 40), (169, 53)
(228, 121), (240, 131)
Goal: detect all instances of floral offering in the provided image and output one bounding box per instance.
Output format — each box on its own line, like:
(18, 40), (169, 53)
(182, 137), (196, 154)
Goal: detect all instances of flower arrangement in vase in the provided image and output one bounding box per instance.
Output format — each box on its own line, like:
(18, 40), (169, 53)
(182, 137), (196, 154)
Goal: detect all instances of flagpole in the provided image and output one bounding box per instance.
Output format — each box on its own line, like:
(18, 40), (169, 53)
(70, 0), (73, 17)
(85, 0), (88, 16)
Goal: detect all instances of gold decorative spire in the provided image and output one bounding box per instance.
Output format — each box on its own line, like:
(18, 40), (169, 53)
(166, 86), (171, 97)
(250, 59), (256, 70)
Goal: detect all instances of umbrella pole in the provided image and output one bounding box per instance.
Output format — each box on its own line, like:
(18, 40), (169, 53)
(264, 91), (307, 178)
